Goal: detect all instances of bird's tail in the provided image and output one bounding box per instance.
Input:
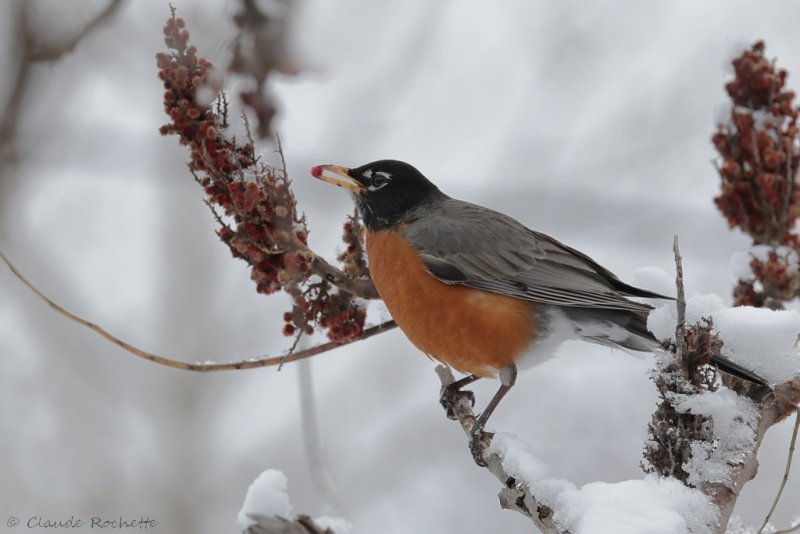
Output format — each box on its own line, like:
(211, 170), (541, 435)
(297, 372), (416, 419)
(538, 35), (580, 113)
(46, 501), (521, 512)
(561, 307), (769, 386)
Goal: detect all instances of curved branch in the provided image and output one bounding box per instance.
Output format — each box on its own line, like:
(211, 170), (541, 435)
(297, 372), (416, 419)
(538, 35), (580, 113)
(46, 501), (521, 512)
(1, 248), (396, 372)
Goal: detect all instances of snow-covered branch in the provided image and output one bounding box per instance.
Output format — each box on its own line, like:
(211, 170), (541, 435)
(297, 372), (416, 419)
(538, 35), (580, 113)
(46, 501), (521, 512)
(436, 365), (562, 532)
(238, 469), (351, 534)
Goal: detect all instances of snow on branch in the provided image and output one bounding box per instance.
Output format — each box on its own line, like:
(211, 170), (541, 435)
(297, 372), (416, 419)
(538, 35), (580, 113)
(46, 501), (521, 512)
(439, 237), (800, 533)
(238, 469), (351, 534)
(436, 365), (719, 533)
(643, 240), (800, 531)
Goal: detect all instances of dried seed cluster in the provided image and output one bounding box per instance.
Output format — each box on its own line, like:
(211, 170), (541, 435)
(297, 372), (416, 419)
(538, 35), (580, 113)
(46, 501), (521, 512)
(714, 41), (800, 308)
(156, 10), (366, 343)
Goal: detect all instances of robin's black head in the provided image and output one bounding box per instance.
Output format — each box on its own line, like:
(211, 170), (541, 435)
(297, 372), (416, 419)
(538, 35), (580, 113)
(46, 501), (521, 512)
(311, 159), (443, 231)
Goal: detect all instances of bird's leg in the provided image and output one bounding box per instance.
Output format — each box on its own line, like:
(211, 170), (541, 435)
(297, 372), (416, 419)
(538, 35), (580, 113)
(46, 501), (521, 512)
(470, 364), (517, 467)
(439, 373), (480, 420)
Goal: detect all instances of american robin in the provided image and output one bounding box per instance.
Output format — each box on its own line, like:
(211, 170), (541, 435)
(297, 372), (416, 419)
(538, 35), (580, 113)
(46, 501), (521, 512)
(311, 159), (767, 464)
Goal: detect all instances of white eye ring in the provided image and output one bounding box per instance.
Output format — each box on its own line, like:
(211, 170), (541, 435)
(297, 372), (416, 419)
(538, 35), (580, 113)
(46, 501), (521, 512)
(368, 171), (392, 191)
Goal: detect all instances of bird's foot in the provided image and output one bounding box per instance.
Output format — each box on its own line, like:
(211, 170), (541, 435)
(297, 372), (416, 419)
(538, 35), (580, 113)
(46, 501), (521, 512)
(439, 383), (475, 420)
(469, 426), (493, 467)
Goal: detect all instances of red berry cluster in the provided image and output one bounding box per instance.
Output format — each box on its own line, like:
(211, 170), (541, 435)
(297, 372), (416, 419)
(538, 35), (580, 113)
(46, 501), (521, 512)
(713, 41), (800, 246)
(281, 282), (366, 343)
(156, 10), (365, 343)
(733, 250), (800, 308)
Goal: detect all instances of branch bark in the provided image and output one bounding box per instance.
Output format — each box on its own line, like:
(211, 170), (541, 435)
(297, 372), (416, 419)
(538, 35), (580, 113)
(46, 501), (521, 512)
(435, 365), (563, 534)
(309, 254), (379, 300)
(244, 514), (335, 534)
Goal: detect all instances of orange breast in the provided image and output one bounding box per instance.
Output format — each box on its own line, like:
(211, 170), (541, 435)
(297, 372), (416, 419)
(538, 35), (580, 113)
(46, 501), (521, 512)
(366, 229), (537, 377)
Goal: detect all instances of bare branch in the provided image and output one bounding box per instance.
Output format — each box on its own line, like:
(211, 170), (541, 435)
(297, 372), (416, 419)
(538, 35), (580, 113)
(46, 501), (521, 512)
(0, 248), (396, 372)
(759, 407), (800, 533)
(673, 235), (687, 361)
(309, 254), (378, 299)
(1, 1), (124, 171)
(25, 0), (125, 63)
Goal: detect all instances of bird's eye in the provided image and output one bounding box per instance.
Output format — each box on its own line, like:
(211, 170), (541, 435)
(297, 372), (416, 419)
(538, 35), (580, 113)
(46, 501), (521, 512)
(369, 171), (392, 191)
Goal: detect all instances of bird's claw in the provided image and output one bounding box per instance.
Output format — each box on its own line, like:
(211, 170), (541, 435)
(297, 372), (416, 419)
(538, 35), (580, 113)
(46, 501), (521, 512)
(469, 426), (492, 467)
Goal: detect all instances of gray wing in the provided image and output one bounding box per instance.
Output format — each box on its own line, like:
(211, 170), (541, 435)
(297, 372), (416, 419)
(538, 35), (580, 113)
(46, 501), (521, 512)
(403, 198), (670, 312)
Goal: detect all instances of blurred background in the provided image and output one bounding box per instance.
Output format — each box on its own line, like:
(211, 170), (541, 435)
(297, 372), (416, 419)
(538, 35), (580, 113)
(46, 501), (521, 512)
(1, 1), (799, 532)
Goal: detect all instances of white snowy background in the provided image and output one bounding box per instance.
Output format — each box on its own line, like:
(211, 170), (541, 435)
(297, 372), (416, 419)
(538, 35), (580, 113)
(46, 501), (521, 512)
(1, 1), (799, 532)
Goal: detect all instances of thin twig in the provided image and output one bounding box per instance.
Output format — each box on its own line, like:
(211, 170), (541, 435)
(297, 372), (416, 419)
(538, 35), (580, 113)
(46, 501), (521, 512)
(275, 132), (289, 180)
(26, 0), (125, 62)
(760, 407), (800, 533)
(775, 521), (800, 534)
(297, 355), (341, 509)
(1, 248), (396, 371)
(673, 235), (687, 361)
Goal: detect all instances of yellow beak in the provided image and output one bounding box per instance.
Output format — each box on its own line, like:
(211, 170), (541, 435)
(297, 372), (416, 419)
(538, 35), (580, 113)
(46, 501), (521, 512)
(310, 164), (366, 192)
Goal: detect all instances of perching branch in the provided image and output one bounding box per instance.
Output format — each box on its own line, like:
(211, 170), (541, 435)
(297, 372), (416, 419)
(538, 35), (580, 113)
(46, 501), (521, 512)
(435, 366), (562, 534)
(309, 254), (379, 300)
(0, 248), (395, 372)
